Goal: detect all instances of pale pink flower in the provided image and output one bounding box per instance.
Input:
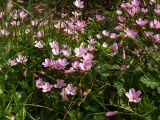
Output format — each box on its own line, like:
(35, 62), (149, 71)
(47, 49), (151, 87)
(42, 82), (53, 92)
(12, 11), (18, 19)
(150, 19), (160, 29)
(54, 22), (66, 29)
(65, 84), (77, 95)
(154, 5), (160, 15)
(19, 11), (27, 19)
(65, 67), (74, 74)
(37, 30), (44, 38)
(40, 20), (48, 26)
(114, 24), (124, 31)
(121, 2), (133, 9)
(79, 61), (92, 71)
(0, 12), (4, 19)
(102, 42), (108, 48)
(75, 20), (86, 30)
(36, 78), (44, 89)
(144, 31), (154, 38)
(96, 15), (105, 21)
(42, 58), (54, 68)
(136, 18), (148, 26)
(75, 44), (88, 57)
(124, 28), (138, 39)
(87, 44), (96, 52)
(128, 7), (140, 15)
(102, 30), (109, 37)
(16, 55), (28, 63)
(118, 15), (126, 22)
(141, 8), (148, 14)
(150, 0), (156, 4)
(131, 0), (140, 7)
(110, 43), (118, 56)
(31, 20), (38, 26)
(54, 79), (66, 88)
(0, 29), (10, 36)
(125, 88), (141, 103)
(122, 49), (126, 60)
(82, 53), (94, 62)
(96, 34), (101, 39)
(72, 61), (81, 70)
(120, 65), (129, 71)
(110, 33), (119, 39)
(72, 11), (82, 19)
(49, 41), (60, 55)
(73, 0), (84, 8)
(153, 34), (160, 42)
(8, 59), (17, 66)
(10, 21), (20, 26)
(61, 49), (71, 57)
(106, 111), (118, 117)
(34, 41), (45, 48)
(54, 58), (69, 70)
(60, 88), (68, 100)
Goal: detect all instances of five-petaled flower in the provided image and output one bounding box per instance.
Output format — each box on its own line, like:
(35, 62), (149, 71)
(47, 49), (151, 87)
(125, 88), (141, 103)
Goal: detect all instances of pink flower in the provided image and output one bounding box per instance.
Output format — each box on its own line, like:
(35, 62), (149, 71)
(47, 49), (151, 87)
(131, 0), (140, 7)
(31, 20), (38, 26)
(10, 21), (20, 26)
(110, 43), (118, 53)
(114, 24), (124, 31)
(96, 15), (105, 21)
(0, 29), (10, 36)
(124, 28), (138, 39)
(65, 67), (74, 74)
(75, 44), (88, 57)
(82, 53), (94, 61)
(42, 58), (54, 68)
(37, 30), (44, 38)
(75, 20), (86, 30)
(128, 7), (140, 15)
(36, 78), (44, 89)
(110, 33), (119, 39)
(153, 34), (160, 42)
(34, 41), (45, 48)
(118, 15), (126, 23)
(120, 65), (129, 71)
(8, 59), (17, 66)
(42, 82), (53, 92)
(102, 30), (109, 37)
(54, 79), (66, 88)
(122, 49), (126, 60)
(136, 18), (148, 26)
(60, 88), (68, 100)
(54, 58), (69, 70)
(73, 0), (84, 8)
(106, 111), (118, 117)
(144, 31), (154, 38)
(72, 61), (81, 70)
(121, 2), (133, 9)
(102, 42), (108, 48)
(141, 8), (148, 14)
(96, 34), (101, 39)
(61, 49), (71, 57)
(65, 84), (77, 95)
(150, 19), (160, 29)
(79, 60), (92, 71)
(16, 55), (28, 63)
(0, 12), (4, 19)
(19, 11), (27, 19)
(154, 4), (160, 15)
(49, 41), (60, 55)
(125, 88), (141, 103)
